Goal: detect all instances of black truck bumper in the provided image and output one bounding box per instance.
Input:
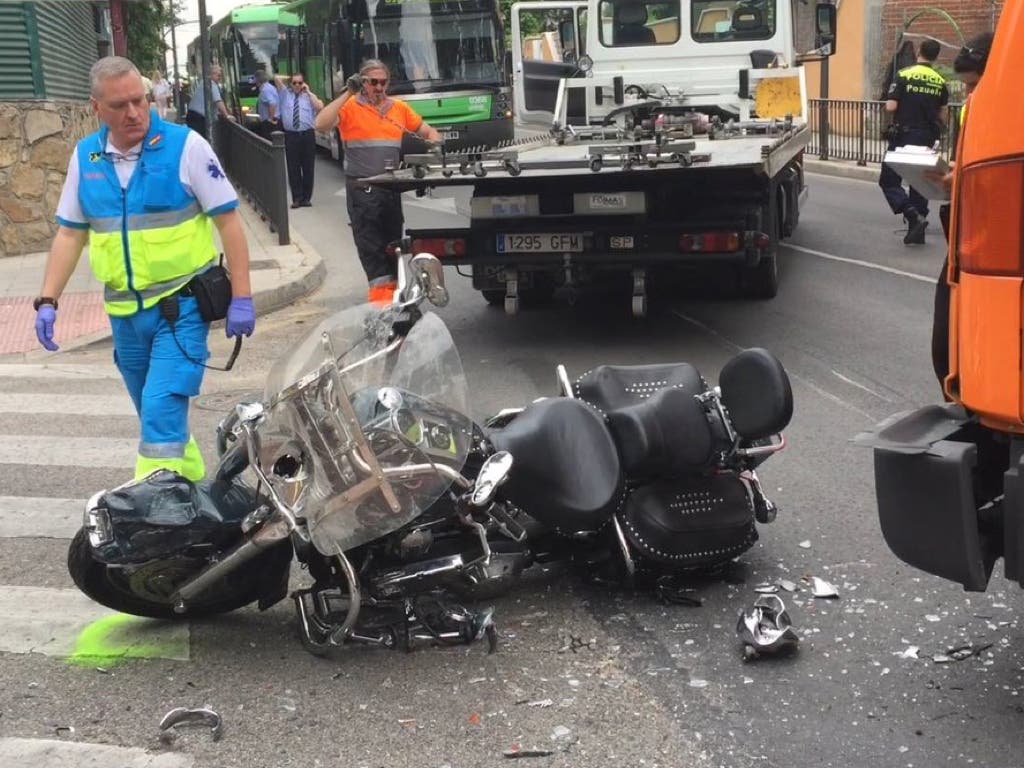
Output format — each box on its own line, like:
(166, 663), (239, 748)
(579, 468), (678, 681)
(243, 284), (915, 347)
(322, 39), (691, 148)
(856, 404), (1016, 591)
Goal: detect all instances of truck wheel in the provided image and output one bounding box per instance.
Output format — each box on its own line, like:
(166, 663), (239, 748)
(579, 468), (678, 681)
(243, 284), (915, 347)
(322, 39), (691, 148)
(482, 289), (504, 306)
(739, 253), (779, 299)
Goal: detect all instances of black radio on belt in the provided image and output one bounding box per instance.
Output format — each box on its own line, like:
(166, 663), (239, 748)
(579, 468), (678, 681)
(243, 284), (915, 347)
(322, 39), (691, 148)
(182, 256), (232, 322)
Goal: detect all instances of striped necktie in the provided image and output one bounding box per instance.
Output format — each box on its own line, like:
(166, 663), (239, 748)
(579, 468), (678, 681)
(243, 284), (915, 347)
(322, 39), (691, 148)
(293, 94), (300, 130)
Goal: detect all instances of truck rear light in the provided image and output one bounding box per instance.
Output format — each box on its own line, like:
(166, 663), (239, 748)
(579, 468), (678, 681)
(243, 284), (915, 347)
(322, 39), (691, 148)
(411, 238), (466, 258)
(958, 157), (1024, 276)
(678, 232), (741, 252)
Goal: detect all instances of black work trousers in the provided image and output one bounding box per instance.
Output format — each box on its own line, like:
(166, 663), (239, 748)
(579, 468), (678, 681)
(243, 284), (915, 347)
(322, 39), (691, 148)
(345, 178), (403, 283)
(879, 128), (937, 219)
(284, 129), (316, 204)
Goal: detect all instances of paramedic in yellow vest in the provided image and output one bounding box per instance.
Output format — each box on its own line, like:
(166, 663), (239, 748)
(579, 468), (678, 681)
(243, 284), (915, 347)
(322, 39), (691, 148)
(315, 59), (441, 304)
(33, 56), (255, 483)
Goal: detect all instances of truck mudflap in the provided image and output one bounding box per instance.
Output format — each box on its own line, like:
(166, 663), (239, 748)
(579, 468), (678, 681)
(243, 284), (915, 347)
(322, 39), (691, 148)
(855, 403), (1009, 592)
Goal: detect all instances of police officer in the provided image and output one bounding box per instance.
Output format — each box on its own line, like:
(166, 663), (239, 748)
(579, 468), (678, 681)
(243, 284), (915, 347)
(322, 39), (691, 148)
(879, 38), (949, 245)
(34, 56), (256, 483)
(314, 59), (441, 303)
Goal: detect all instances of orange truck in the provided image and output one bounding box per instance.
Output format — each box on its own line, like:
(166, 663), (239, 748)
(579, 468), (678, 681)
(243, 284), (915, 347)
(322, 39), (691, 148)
(859, 0), (1024, 591)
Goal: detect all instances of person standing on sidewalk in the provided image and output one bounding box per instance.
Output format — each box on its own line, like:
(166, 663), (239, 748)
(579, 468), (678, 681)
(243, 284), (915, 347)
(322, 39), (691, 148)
(185, 65), (232, 137)
(277, 71), (322, 208)
(33, 56), (255, 483)
(151, 71), (172, 120)
(314, 59), (440, 303)
(255, 70), (280, 139)
(879, 38), (949, 245)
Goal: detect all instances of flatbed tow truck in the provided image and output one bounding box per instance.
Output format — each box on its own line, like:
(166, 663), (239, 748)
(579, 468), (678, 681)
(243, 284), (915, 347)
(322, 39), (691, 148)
(366, 0), (838, 316)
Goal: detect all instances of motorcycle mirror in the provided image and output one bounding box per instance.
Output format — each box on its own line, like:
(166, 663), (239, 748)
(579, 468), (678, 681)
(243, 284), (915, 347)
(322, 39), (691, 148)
(470, 450), (513, 507)
(411, 253), (449, 307)
(235, 401), (265, 424)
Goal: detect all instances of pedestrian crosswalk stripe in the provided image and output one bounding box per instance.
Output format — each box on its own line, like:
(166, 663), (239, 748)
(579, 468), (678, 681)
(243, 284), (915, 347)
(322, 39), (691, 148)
(0, 436), (136, 469)
(0, 363), (120, 380)
(0, 586), (190, 661)
(0, 496), (83, 538)
(0, 394), (136, 417)
(0, 737), (194, 767)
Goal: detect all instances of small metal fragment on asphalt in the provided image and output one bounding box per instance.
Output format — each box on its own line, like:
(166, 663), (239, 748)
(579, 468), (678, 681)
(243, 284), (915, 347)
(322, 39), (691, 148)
(54, 725), (75, 735)
(551, 725), (573, 742)
(158, 706), (223, 742)
(736, 594), (800, 658)
(810, 577), (840, 599)
(504, 746), (556, 759)
(524, 698), (553, 708)
(798, 540), (811, 549)
(777, 579), (799, 593)
(897, 645), (920, 659)
(754, 583), (779, 594)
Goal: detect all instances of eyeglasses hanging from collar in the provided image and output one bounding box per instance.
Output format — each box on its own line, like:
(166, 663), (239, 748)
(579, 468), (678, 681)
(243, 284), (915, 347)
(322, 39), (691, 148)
(103, 149), (142, 164)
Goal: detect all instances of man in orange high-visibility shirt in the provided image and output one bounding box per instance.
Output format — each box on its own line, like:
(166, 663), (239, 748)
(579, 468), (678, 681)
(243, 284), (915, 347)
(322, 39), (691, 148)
(315, 59), (441, 304)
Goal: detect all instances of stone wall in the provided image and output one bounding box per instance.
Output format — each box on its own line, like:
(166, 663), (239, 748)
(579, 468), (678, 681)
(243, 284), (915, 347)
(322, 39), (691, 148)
(0, 101), (97, 257)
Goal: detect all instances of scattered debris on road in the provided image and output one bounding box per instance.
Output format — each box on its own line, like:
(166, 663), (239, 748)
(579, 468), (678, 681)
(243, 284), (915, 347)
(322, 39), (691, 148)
(737, 594), (800, 659)
(158, 706), (223, 743)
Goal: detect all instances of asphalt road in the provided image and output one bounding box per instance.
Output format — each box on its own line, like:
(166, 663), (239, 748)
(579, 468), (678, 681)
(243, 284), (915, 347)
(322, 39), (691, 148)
(2, 161), (1020, 768)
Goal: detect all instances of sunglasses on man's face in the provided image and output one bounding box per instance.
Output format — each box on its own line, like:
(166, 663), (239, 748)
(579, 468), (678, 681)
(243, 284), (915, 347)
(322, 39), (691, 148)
(291, 81), (304, 86)
(365, 78), (388, 87)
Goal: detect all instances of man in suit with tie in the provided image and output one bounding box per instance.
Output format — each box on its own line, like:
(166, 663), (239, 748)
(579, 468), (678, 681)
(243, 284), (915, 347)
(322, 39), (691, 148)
(276, 72), (322, 208)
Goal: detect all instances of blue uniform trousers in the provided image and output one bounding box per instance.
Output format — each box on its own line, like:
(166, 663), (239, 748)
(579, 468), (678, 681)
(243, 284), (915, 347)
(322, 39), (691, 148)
(110, 295), (210, 482)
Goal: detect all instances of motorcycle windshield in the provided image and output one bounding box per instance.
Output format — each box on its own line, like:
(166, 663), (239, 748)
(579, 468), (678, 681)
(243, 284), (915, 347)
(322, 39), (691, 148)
(260, 306), (472, 555)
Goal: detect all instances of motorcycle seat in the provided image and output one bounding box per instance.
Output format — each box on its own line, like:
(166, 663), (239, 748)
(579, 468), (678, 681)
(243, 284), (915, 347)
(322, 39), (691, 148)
(606, 386), (717, 477)
(573, 363), (716, 477)
(487, 398), (623, 534)
(573, 362), (706, 413)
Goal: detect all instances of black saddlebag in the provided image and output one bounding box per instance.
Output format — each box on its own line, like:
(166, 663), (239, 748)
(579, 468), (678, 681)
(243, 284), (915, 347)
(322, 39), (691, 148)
(91, 470), (259, 565)
(620, 474), (757, 568)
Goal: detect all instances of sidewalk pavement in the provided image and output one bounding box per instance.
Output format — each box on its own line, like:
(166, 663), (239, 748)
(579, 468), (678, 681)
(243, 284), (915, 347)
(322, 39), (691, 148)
(0, 201), (325, 358)
(804, 157), (881, 183)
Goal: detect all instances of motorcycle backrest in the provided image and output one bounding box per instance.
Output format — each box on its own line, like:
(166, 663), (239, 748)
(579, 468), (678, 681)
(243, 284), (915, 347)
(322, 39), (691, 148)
(718, 348), (793, 440)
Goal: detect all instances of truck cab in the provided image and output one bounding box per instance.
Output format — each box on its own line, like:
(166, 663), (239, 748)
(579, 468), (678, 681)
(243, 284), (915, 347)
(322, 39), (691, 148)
(512, 0), (829, 128)
(858, 0), (1024, 592)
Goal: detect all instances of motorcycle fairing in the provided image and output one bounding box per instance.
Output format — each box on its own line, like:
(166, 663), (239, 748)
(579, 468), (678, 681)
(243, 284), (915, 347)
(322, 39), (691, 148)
(620, 475), (757, 566)
(488, 398), (623, 533)
(90, 470), (262, 565)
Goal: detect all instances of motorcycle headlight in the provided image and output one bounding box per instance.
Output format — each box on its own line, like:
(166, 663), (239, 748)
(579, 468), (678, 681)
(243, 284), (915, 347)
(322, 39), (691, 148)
(84, 491), (113, 548)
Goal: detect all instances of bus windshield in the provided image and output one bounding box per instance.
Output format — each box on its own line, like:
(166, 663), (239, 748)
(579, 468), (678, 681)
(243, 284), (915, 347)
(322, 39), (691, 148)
(237, 21), (280, 74)
(359, 11), (502, 93)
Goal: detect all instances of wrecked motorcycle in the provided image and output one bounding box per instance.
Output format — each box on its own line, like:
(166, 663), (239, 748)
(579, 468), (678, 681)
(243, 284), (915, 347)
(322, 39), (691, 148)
(68, 250), (794, 655)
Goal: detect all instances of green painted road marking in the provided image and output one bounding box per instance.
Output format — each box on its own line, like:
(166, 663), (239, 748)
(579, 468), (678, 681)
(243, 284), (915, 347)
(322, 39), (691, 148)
(0, 586), (189, 662)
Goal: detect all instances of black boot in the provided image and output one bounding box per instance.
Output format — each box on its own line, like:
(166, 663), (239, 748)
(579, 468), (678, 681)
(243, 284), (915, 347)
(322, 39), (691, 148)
(903, 206), (927, 245)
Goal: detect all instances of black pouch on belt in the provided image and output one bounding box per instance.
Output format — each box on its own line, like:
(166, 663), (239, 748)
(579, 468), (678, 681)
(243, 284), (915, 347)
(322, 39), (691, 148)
(187, 257), (232, 322)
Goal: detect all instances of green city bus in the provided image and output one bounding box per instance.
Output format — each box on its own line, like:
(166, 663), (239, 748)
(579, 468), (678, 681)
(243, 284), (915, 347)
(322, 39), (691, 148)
(188, 3), (301, 125)
(282, 0), (514, 158)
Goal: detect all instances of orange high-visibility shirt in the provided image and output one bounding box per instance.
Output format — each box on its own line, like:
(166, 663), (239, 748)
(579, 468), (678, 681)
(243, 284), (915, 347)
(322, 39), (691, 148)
(338, 96), (422, 178)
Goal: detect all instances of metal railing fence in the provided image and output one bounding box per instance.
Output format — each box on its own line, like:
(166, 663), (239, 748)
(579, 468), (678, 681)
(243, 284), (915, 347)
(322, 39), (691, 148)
(213, 120), (290, 246)
(808, 99), (963, 166)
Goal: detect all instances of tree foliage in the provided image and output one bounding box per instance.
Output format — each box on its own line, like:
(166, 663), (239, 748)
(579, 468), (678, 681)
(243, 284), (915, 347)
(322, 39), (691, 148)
(124, 0), (180, 75)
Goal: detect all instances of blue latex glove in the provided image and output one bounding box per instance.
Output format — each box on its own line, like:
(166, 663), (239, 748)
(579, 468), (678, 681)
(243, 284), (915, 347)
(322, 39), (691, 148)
(35, 305), (59, 351)
(225, 296), (255, 338)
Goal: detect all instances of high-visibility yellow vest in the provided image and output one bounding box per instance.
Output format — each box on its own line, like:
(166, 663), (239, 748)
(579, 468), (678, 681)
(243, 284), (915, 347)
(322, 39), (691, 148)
(72, 114), (216, 316)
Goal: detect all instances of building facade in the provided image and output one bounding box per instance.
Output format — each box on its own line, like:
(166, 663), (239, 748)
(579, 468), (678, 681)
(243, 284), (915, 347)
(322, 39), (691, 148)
(0, 2), (108, 257)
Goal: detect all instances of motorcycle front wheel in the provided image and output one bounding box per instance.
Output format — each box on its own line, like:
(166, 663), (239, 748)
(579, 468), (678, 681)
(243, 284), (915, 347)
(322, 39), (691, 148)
(67, 528), (288, 619)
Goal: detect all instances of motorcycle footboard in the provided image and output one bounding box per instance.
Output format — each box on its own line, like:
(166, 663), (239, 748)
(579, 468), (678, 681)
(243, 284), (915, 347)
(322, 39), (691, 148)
(856, 404), (1002, 591)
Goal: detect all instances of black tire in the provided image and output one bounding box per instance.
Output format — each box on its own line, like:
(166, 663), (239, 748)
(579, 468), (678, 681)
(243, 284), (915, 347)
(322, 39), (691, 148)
(67, 528), (278, 620)
(481, 289), (504, 306)
(739, 252), (779, 299)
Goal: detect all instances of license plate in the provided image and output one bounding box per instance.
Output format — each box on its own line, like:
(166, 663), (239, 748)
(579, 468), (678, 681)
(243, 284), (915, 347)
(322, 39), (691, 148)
(440, 130), (460, 141)
(496, 233), (583, 253)
(610, 235), (634, 249)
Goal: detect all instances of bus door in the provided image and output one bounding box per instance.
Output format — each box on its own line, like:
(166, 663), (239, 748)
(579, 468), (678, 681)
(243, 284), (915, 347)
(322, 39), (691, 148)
(511, 1), (587, 127)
